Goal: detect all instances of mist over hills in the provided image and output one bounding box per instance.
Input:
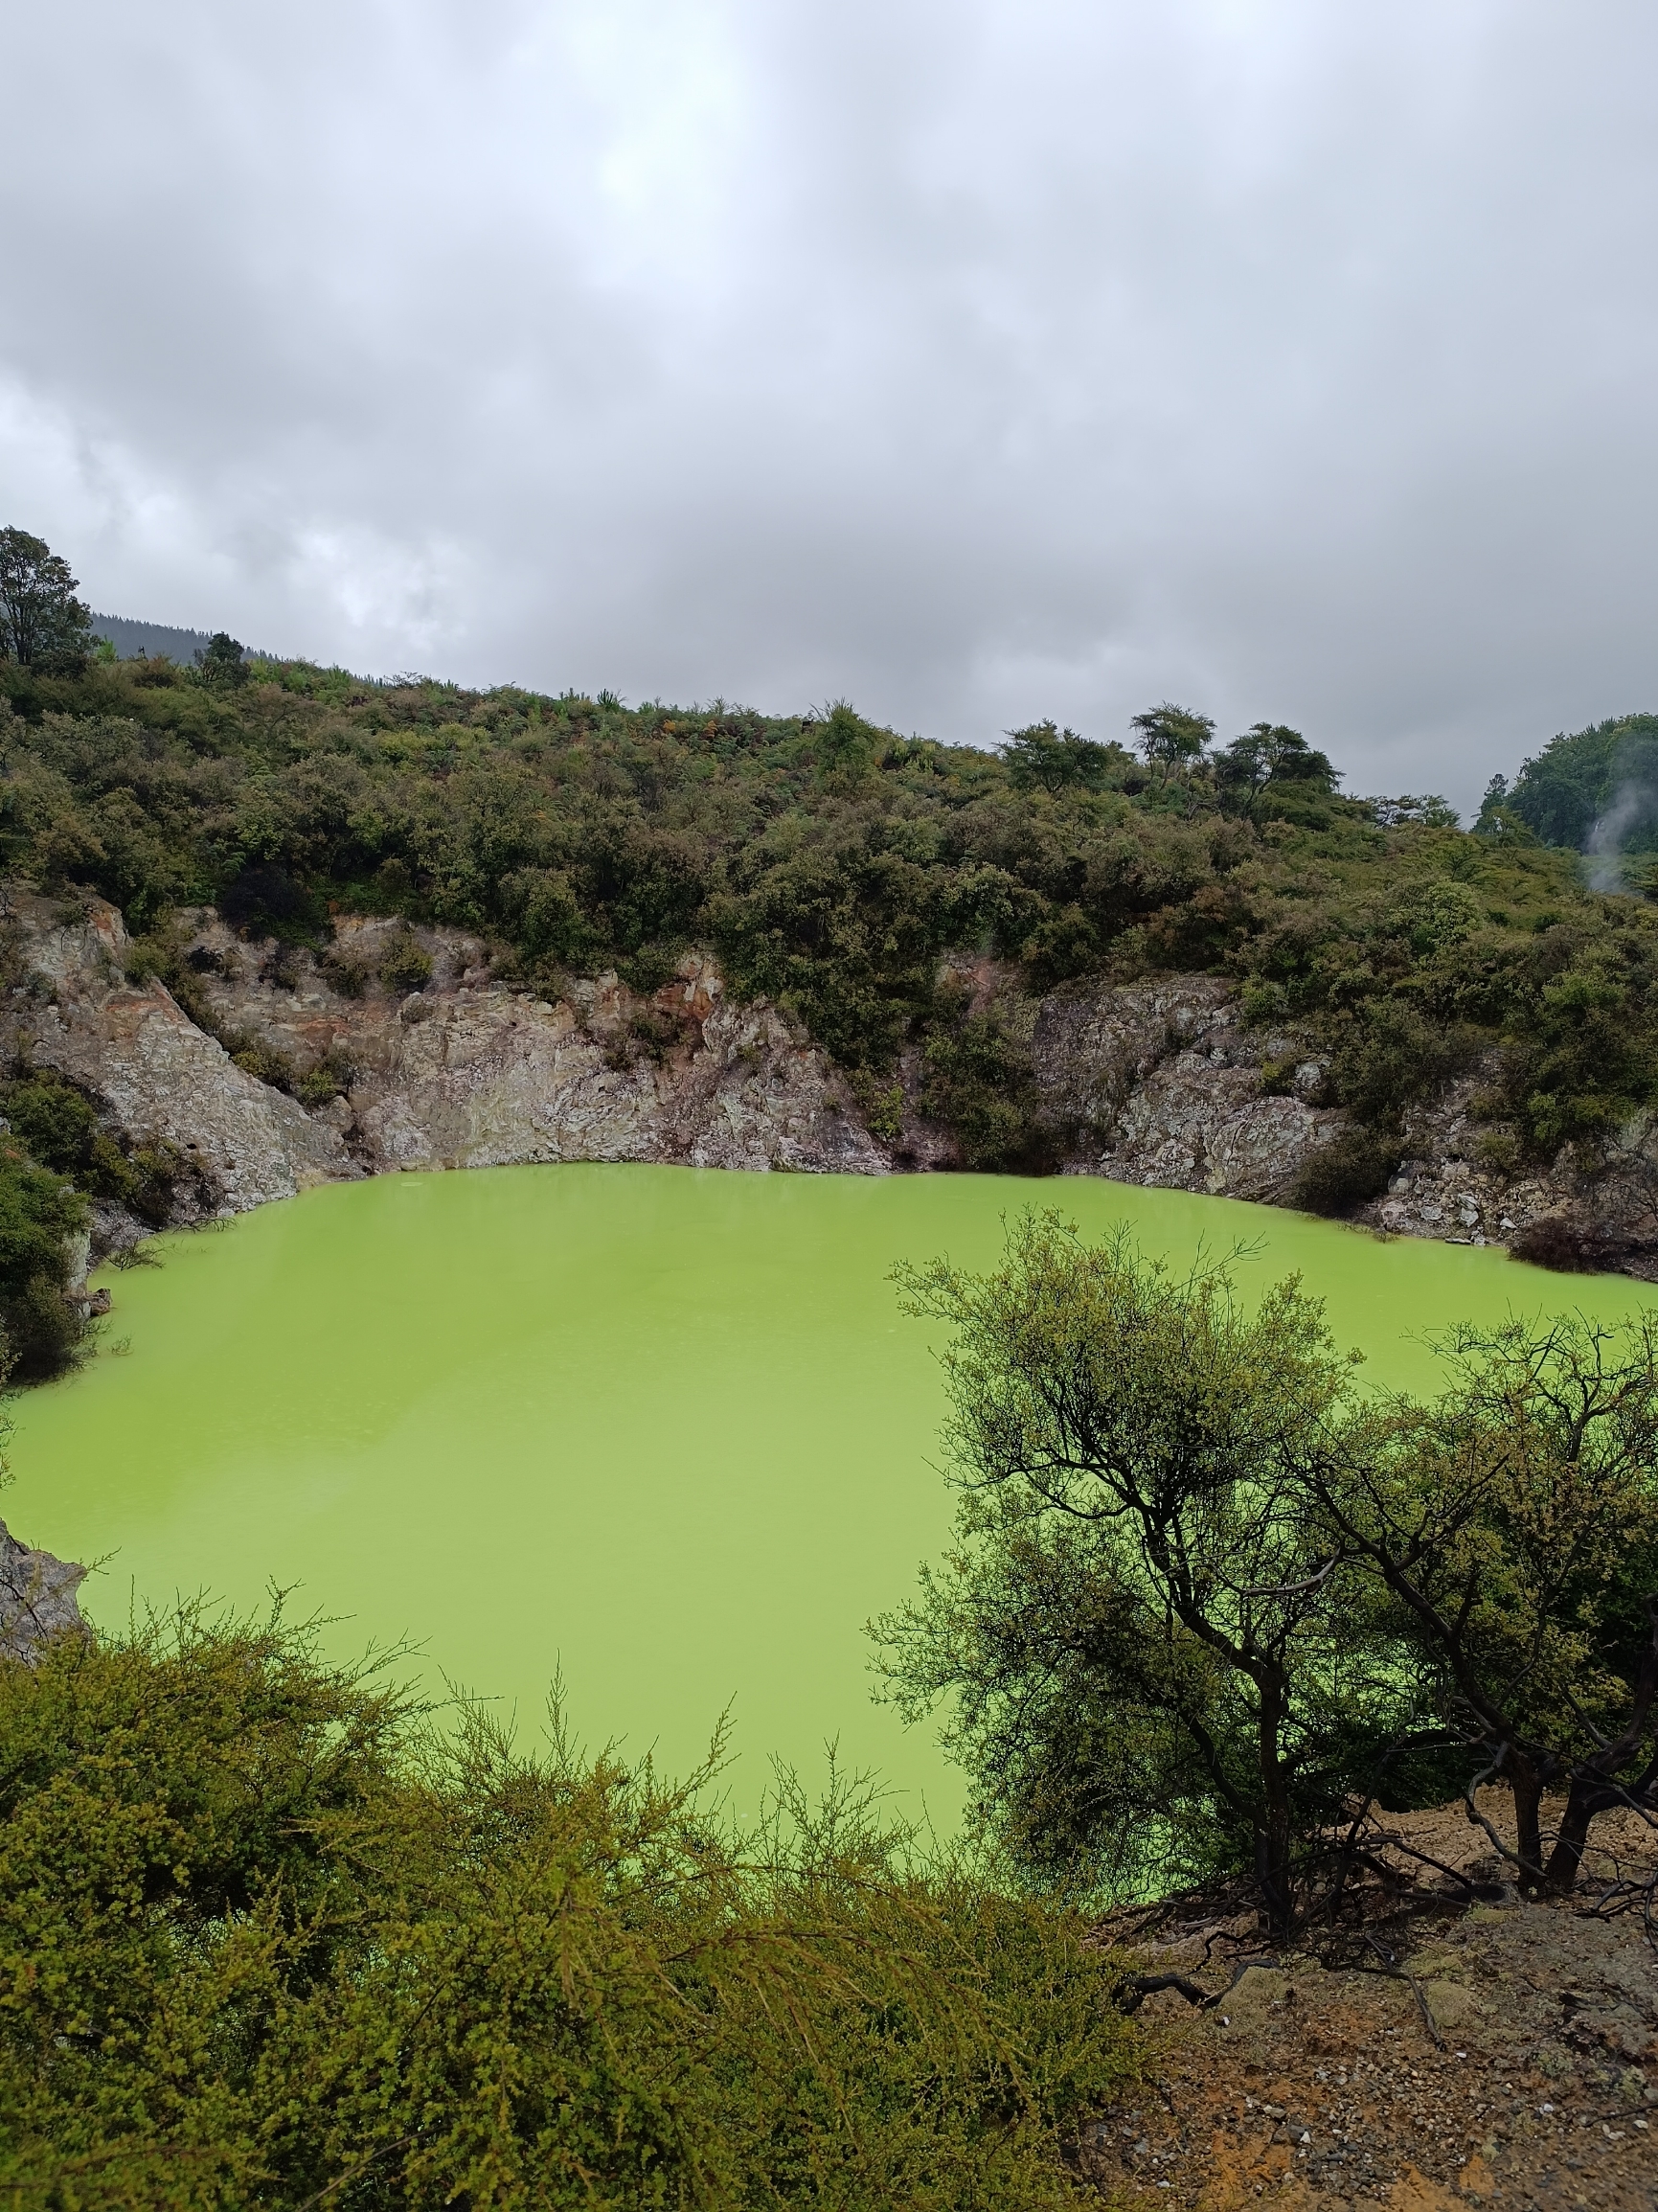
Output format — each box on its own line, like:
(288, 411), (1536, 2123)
(89, 614), (276, 664)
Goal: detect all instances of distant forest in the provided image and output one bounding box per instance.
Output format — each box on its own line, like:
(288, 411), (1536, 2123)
(89, 614), (274, 664)
(1488, 711), (1658, 858)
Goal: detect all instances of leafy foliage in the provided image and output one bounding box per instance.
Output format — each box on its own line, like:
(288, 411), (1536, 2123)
(874, 1217), (1403, 1922)
(1290, 1128), (1402, 1217)
(920, 996), (1054, 1171)
(1128, 702), (1215, 783)
(5, 535), (1658, 1178)
(1307, 1312), (1658, 1891)
(1, 1069), (182, 1227)
(192, 632), (248, 691)
(1504, 712), (1658, 855)
(0, 530), (95, 673)
(879, 1217), (1658, 1919)
(1002, 723), (1123, 794)
(0, 1608), (1146, 2208)
(1213, 724), (1340, 821)
(379, 927), (434, 994)
(0, 1136), (88, 1378)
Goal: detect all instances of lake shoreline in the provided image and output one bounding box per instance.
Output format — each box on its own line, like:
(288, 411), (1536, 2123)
(14, 1163), (1656, 1827)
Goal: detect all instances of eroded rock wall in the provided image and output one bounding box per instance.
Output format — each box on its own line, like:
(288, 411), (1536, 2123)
(0, 1518), (85, 1661)
(0, 895), (882, 1253)
(1027, 971), (1626, 1253)
(3, 898), (347, 1224)
(1032, 975), (1344, 1203)
(0, 887), (1637, 1267)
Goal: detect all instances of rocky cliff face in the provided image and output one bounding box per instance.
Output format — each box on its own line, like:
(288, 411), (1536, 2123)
(0, 888), (1637, 1270)
(0, 894), (883, 1261)
(1031, 973), (1343, 1202)
(0, 1518), (85, 1661)
(1026, 968), (1652, 1264)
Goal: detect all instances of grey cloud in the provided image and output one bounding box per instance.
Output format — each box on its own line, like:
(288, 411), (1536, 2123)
(4, 0), (1658, 810)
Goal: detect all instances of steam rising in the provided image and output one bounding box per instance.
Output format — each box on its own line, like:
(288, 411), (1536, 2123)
(1586, 782), (1658, 892)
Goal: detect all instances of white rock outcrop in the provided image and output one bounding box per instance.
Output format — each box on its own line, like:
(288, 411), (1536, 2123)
(1032, 976), (1341, 1201)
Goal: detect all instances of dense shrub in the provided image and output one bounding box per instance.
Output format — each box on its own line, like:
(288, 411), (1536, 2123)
(2, 618), (1656, 1174)
(228, 1038), (297, 1091)
(1291, 1128), (1403, 1217)
(0, 1137), (88, 1377)
(0, 1609), (1146, 2208)
(1, 1069), (181, 1226)
(878, 1216), (1658, 1919)
(1508, 1215), (1622, 1272)
(1322, 1003), (1482, 1127)
(217, 862), (328, 945)
(378, 928), (434, 994)
(921, 1003), (1056, 1172)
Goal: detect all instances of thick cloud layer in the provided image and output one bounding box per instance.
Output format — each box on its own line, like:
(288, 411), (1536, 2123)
(4, 1), (1657, 807)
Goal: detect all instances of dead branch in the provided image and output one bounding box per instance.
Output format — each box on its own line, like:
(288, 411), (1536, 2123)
(1357, 1931), (1443, 2048)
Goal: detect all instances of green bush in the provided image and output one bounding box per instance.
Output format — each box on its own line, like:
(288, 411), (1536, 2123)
(878, 1216), (1658, 1917)
(874, 1218), (1403, 1915)
(229, 1038), (296, 1092)
(2, 1070), (182, 1226)
(0, 1137), (88, 1377)
(1290, 1127), (1402, 1216)
(319, 944), (370, 996)
(921, 1006), (1053, 1172)
(379, 931), (434, 994)
(0, 1069), (100, 1174)
(853, 1075), (905, 1146)
(293, 1052), (354, 1111)
(0, 1609), (1147, 2208)
(1323, 1001), (1481, 1125)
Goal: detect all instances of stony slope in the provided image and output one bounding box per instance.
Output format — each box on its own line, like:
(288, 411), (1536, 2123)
(2, 889), (1632, 1271)
(1096, 1794), (1658, 2211)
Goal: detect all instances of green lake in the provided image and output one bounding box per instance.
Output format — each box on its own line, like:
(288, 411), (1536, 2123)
(8, 1164), (1656, 1828)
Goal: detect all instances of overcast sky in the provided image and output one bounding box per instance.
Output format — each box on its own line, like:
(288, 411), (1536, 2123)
(5, 2), (1658, 810)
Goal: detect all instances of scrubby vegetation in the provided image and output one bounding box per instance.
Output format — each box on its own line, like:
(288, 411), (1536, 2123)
(876, 1216), (1658, 1926)
(0, 1133), (90, 1380)
(4, 526), (1658, 1367)
(3, 608), (1654, 1187)
(0, 1606), (1145, 2209)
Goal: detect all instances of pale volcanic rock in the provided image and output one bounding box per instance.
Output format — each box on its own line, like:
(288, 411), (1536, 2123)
(1033, 976), (1342, 1202)
(2, 893), (345, 1215)
(0, 1518), (86, 1661)
(1, 899), (884, 1209)
(5, 885), (1648, 1266)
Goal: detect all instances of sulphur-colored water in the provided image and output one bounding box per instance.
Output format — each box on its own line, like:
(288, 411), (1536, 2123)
(7, 1165), (1655, 1826)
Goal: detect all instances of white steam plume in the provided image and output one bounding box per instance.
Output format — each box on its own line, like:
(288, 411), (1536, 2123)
(1585, 781), (1657, 891)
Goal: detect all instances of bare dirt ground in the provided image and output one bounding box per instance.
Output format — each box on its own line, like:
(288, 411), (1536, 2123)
(1083, 1795), (1658, 2209)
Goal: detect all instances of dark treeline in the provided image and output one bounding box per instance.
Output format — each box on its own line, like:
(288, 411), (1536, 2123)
(1488, 711), (1658, 858)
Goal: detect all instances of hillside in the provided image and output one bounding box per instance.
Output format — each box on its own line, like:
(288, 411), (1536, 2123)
(1, 651), (1644, 1150)
(1494, 711), (1658, 867)
(1, 638), (1658, 1368)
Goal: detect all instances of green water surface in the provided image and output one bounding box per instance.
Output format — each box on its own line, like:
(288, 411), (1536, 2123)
(8, 1165), (1655, 1826)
